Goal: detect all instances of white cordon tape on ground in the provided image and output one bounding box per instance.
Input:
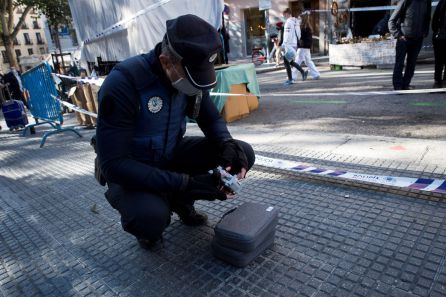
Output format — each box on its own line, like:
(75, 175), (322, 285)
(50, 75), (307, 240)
(56, 74), (105, 87)
(52, 95), (98, 118)
(210, 88), (446, 97)
(56, 74), (446, 96)
(255, 155), (446, 194)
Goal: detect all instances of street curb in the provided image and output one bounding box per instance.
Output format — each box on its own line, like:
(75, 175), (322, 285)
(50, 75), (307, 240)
(254, 164), (446, 202)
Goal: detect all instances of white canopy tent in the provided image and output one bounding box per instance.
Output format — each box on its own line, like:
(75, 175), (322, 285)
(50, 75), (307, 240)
(68, 0), (224, 69)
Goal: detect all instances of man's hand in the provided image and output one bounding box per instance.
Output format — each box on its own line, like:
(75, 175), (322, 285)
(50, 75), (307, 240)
(399, 36), (406, 41)
(220, 139), (248, 178)
(184, 172), (229, 201)
(225, 166), (247, 180)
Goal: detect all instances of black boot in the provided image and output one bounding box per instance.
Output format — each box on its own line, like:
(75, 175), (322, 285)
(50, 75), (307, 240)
(137, 236), (163, 250)
(173, 203), (208, 226)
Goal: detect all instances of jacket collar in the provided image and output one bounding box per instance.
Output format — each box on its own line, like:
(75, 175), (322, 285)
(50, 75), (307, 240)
(144, 42), (172, 89)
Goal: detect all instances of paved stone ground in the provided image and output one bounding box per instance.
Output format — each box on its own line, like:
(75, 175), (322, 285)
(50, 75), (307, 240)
(1, 63), (446, 296)
(1, 121), (446, 297)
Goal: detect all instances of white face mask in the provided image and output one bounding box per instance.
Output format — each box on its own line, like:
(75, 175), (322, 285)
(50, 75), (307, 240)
(170, 63), (200, 96)
(171, 77), (200, 96)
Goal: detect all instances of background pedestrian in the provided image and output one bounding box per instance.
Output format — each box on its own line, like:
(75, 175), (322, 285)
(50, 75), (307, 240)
(295, 13), (320, 80)
(281, 8), (307, 85)
(388, 0), (432, 90)
(432, 0), (446, 88)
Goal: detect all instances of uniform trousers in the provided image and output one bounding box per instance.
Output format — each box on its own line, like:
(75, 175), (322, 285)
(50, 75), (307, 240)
(105, 136), (255, 242)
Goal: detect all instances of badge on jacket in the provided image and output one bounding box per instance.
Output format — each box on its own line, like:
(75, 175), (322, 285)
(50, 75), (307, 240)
(147, 96), (163, 113)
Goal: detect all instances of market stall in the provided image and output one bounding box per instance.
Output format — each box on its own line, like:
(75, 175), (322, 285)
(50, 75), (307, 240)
(328, 0), (397, 68)
(211, 63), (260, 123)
(329, 38), (396, 67)
(68, 0), (224, 70)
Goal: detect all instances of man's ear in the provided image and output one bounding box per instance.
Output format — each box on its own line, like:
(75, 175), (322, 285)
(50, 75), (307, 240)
(159, 54), (173, 79)
(159, 54), (169, 68)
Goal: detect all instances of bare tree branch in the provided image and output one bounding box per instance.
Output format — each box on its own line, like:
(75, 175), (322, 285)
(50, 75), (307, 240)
(7, 0), (13, 31)
(0, 13), (7, 35)
(11, 4), (31, 38)
(0, 1), (7, 14)
(0, 0), (72, 68)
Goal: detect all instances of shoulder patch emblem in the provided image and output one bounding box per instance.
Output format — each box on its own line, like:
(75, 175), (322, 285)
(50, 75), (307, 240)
(147, 96), (163, 113)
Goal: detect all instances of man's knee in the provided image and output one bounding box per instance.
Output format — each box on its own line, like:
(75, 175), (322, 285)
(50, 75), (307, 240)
(235, 139), (255, 170)
(122, 207), (171, 241)
(107, 186), (171, 241)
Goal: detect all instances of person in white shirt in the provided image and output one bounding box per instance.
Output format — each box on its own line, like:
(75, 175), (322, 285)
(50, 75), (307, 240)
(295, 13), (320, 80)
(281, 8), (307, 85)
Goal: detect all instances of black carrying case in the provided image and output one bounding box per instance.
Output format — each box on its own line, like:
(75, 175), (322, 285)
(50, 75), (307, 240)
(212, 202), (279, 267)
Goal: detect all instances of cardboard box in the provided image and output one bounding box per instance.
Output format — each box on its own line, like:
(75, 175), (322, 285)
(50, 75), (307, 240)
(70, 84), (94, 126)
(89, 84), (100, 113)
(246, 93), (259, 112)
(222, 84), (250, 123)
(82, 84), (97, 125)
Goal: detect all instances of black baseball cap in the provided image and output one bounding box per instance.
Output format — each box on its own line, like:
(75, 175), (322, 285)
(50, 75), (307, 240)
(166, 14), (222, 89)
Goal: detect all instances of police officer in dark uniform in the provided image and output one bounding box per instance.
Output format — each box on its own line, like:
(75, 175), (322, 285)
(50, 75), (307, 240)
(96, 14), (255, 249)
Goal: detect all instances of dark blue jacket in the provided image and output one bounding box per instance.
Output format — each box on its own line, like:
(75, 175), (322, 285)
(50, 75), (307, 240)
(432, 0), (446, 39)
(96, 43), (231, 193)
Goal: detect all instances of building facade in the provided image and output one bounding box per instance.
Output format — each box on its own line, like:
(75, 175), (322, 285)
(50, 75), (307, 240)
(224, 0), (329, 60)
(0, 7), (49, 72)
(224, 0), (398, 60)
(45, 23), (79, 54)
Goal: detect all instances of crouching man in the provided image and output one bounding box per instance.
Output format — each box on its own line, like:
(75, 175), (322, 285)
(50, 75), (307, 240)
(95, 14), (255, 249)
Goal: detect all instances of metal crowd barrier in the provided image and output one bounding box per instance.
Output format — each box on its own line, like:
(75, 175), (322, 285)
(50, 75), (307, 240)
(21, 62), (82, 147)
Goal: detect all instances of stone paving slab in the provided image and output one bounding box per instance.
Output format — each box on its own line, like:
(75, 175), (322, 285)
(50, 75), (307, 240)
(1, 129), (446, 296)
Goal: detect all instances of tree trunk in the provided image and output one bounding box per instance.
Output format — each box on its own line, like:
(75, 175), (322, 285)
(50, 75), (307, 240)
(1, 35), (18, 69)
(0, 5), (17, 69)
(0, 4), (33, 69)
(50, 24), (62, 53)
(54, 28), (65, 73)
(50, 24), (64, 73)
